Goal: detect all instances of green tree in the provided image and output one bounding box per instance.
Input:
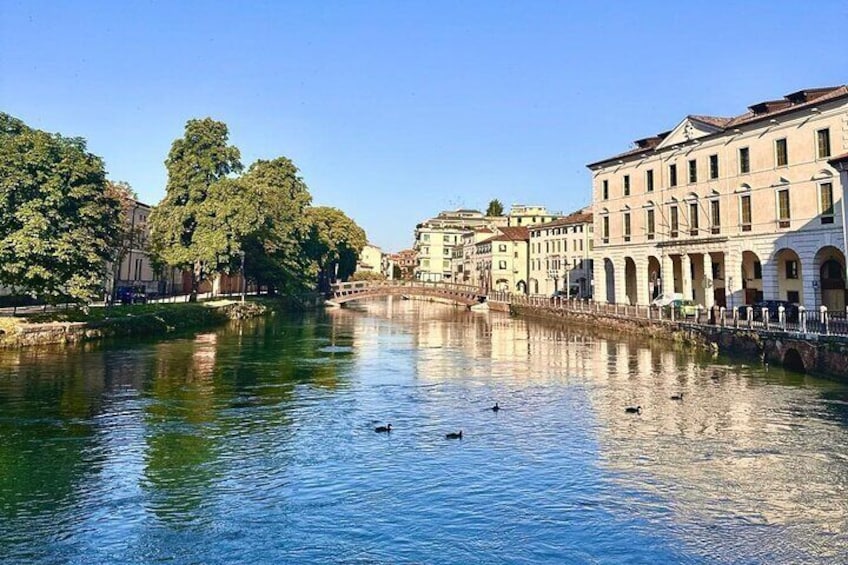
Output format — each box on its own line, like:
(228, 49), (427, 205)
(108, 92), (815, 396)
(0, 113), (122, 304)
(106, 180), (146, 301)
(486, 199), (504, 216)
(239, 157), (315, 294)
(149, 118), (243, 301)
(305, 207), (367, 292)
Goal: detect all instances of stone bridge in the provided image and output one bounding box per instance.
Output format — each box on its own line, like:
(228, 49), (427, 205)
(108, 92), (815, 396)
(328, 281), (486, 307)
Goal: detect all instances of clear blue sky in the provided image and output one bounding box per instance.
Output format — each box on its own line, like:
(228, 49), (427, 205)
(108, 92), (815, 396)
(2, 1), (846, 252)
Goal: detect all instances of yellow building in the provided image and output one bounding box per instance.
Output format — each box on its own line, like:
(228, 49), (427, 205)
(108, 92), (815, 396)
(475, 226), (530, 293)
(588, 86), (848, 311)
(506, 204), (562, 227)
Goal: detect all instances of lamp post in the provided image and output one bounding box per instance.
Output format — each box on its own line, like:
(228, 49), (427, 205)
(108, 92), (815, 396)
(728, 276), (734, 310)
(563, 259), (571, 300)
(547, 268), (558, 295)
(239, 250), (246, 303)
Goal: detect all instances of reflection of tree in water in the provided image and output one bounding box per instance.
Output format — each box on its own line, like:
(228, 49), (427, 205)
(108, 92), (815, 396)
(0, 348), (107, 522)
(141, 315), (356, 524)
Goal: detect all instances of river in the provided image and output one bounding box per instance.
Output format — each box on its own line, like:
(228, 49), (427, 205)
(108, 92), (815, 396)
(1, 298), (847, 564)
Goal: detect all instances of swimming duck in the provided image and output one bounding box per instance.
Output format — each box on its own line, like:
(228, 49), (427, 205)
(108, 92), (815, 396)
(445, 431), (463, 439)
(670, 393), (683, 401)
(491, 402), (500, 412)
(625, 406), (642, 414)
(374, 423), (392, 433)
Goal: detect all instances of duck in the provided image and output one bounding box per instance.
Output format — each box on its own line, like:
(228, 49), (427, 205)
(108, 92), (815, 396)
(374, 423), (392, 433)
(625, 406), (642, 414)
(445, 431), (463, 439)
(670, 393), (684, 401)
(491, 402), (500, 412)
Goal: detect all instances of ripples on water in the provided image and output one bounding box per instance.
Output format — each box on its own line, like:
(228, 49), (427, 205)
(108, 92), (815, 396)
(1, 298), (848, 564)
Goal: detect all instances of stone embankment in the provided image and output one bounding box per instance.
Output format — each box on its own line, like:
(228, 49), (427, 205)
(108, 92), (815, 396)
(0, 295), (323, 349)
(504, 301), (848, 381)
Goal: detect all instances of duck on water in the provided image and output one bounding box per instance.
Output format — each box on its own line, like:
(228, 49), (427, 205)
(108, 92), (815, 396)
(375, 424), (392, 433)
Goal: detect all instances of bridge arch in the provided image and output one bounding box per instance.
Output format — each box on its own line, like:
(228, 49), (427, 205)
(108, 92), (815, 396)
(329, 280), (485, 307)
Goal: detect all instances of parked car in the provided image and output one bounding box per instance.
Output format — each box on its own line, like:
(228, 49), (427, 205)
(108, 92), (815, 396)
(669, 299), (699, 318)
(737, 300), (799, 323)
(117, 285), (148, 305)
(652, 293), (683, 307)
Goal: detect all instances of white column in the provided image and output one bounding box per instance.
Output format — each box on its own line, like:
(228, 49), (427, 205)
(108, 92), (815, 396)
(594, 257), (607, 304)
(802, 257), (816, 309)
(614, 259), (628, 305)
(702, 253), (715, 310)
(661, 254), (674, 297)
(724, 251), (742, 310)
(681, 254), (692, 301)
(762, 251), (780, 301)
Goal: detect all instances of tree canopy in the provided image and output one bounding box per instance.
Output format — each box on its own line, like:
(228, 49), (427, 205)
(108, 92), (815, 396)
(149, 118), (244, 300)
(305, 207), (367, 292)
(0, 113), (122, 304)
(486, 199), (504, 216)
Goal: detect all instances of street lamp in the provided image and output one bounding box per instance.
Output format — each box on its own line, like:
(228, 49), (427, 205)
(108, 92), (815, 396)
(563, 259), (571, 299)
(239, 250), (246, 303)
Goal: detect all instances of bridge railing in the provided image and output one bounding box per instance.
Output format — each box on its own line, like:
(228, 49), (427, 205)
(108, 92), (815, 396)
(488, 291), (848, 338)
(331, 280), (484, 296)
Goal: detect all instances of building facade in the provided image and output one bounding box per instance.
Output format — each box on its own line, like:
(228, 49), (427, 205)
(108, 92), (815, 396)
(110, 199), (162, 297)
(390, 249), (417, 280)
(355, 243), (386, 277)
(474, 226), (530, 294)
(414, 209), (504, 282)
(589, 86), (848, 312)
(528, 210), (594, 297)
(506, 204), (562, 227)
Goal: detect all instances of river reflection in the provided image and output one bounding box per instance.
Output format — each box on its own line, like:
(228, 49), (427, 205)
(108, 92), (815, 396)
(1, 299), (847, 563)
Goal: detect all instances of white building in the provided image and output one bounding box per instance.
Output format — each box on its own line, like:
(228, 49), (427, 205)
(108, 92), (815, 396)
(528, 210), (594, 297)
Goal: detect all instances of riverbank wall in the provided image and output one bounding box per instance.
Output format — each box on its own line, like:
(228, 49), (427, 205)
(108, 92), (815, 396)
(505, 302), (848, 380)
(0, 296), (318, 349)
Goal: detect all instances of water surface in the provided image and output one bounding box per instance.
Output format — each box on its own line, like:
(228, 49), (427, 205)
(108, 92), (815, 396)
(1, 298), (847, 563)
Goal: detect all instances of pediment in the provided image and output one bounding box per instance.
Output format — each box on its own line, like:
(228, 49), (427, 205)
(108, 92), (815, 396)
(655, 117), (724, 150)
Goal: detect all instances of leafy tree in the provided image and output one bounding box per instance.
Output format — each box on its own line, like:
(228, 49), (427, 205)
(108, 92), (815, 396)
(486, 199), (504, 216)
(0, 113), (122, 304)
(238, 157), (315, 294)
(149, 118), (243, 301)
(305, 207), (367, 292)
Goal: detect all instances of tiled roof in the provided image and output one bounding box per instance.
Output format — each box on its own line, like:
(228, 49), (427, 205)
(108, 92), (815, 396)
(589, 86), (848, 168)
(492, 226), (529, 241)
(530, 211), (593, 230)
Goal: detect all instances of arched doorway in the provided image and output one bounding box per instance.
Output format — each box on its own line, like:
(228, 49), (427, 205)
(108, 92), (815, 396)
(516, 280), (527, 294)
(495, 278), (509, 292)
(774, 248), (803, 304)
(530, 278), (539, 295)
(604, 258), (615, 303)
(625, 257), (637, 305)
(741, 250), (763, 305)
(815, 246), (846, 311)
(647, 256), (661, 300)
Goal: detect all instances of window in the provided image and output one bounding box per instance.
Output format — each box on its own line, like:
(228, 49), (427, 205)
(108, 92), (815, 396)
(623, 175), (630, 196)
(688, 159), (697, 183)
(443, 248), (450, 255)
(753, 261), (762, 279)
(623, 212), (631, 242)
(422, 259), (430, 268)
(712, 262), (721, 279)
(739, 147), (750, 174)
(602, 216), (609, 244)
(498, 244), (507, 252)
(777, 189), (790, 228)
(775, 138), (788, 167)
(443, 260), (451, 269)
(670, 205), (679, 238)
(602, 179), (609, 200)
(646, 209), (655, 240)
(785, 260), (798, 279)
(710, 199), (721, 234)
(646, 169), (654, 192)
(689, 202), (699, 236)
(787, 290), (800, 303)
(709, 154), (719, 179)
(498, 260), (507, 270)
(669, 164), (678, 187)
(820, 182), (834, 224)
(817, 128), (831, 159)
(740, 194), (752, 232)
(422, 234), (430, 242)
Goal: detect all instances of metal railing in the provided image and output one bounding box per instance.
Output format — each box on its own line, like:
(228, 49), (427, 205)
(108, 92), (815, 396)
(486, 292), (848, 338)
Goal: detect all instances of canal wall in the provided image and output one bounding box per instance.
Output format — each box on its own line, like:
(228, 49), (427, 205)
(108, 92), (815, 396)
(506, 302), (848, 381)
(0, 299), (285, 349)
